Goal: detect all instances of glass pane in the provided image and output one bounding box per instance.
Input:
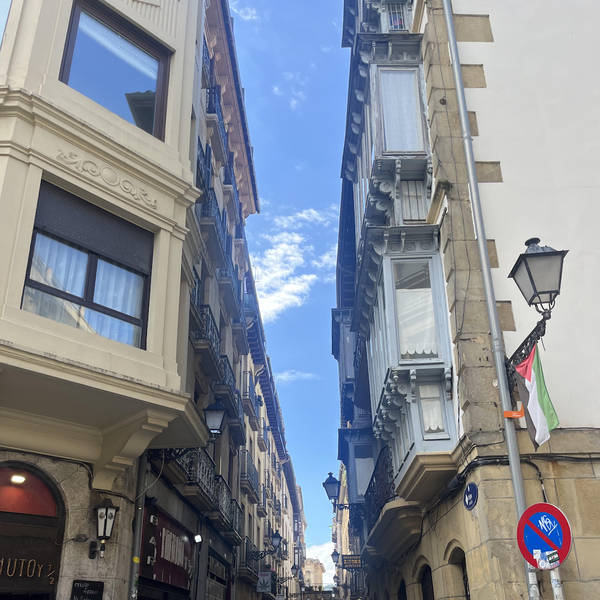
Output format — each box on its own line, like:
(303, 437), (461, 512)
(67, 11), (159, 134)
(388, 4), (405, 31)
(23, 287), (141, 347)
(394, 262), (438, 359)
(29, 234), (88, 297)
(380, 70), (422, 151)
(419, 384), (445, 435)
(94, 259), (144, 318)
(84, 308), (142, 347)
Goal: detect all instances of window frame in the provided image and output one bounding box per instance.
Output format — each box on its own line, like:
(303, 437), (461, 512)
(23, 230), (151, 349)
(416, 380), (451, 441)
(59, 0), (170, 140)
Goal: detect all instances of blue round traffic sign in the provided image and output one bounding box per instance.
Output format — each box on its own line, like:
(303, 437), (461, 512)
(517, 503), (572, 570)
(463, 483), (478, 511)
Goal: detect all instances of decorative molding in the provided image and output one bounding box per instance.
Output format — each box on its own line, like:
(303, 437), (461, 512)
(57, 150), (157, 209)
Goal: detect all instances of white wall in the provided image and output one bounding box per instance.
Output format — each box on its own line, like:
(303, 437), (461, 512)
(451, 1), (600, 426)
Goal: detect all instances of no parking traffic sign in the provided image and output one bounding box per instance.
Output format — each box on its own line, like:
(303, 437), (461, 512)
(517, 502), (572, 570)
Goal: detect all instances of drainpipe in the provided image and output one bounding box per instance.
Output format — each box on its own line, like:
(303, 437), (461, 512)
(438, 1), (541, 598)
(129, 452), (148, 600)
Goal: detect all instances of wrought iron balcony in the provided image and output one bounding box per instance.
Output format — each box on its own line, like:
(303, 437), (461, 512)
(218, 355), (236, 394)
(232, 296), (249, 355)
(229, 392), (246, 447)
(196, 140), (212, 193)
(228, 498), (243, 545)
(209, 475), (233, 531)
(244, 291), (259, 319)
(195, 188), (227, 267)
(189, 301), (220, 376)
(364, 446), (396, 533)
(240, 449), (260, 503)
(207, 86), (229, 161)
(274, 498), (282, 519)
(177, 448), (217, 511)
(257, 484), (268, 517)
(257, 419), (268, 451)
(202, 37), (212, 87)
(239, 537), (259, 582)
(217, 256), (242, 318)
(242, 371), (260, 430)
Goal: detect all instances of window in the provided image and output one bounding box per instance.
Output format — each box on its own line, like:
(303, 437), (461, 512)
(393, 261), (438, 359)
(418, 383), (447, 439)
(420, 566), (435, 600)
(22, 182), (153, 348)
(380, 69), (423, 152)
(60, 0), (170, 138)
(388, 4), (406, 31)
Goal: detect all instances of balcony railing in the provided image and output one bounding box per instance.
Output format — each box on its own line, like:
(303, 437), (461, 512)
(207, 86), (229, 156)
(177, 448), (217, 508)
(230, 498), (244, 539)
(239, 537), (259, 576)
(218, 355), (236, 395)
(240, 449), (260, 501)
(189, 302), (220, 362)
(224, 154), (240, 210)
(196, 140), (212, 192)
(364, 445), (396, 532)
(215, 475), (232, 523)
(242, 371), (261, 426)
(196, 187), (227, 261)
(217, 256), (242, 315)
(257, 484), (268, 517)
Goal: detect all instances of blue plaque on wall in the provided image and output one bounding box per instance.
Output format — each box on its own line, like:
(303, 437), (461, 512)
(463, 482), (478, 511)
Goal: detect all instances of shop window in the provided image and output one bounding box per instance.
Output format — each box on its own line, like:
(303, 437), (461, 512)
(60, 0), (170, 138)
(22, 182), (153, 348)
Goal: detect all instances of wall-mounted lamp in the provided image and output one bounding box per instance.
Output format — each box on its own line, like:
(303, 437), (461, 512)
(92, 498), (119, 558)
(194, 534), (202, 544)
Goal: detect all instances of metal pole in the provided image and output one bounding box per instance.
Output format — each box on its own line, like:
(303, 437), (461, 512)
(129, 452), (148, 600)
(550, 568), (565, 600)
(439, 1), (540, 598)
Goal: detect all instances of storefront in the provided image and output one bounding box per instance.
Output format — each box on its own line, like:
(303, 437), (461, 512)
(0, 463), (65, 600)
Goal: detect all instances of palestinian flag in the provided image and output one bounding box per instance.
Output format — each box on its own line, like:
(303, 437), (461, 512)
(515, 344), (559, 449)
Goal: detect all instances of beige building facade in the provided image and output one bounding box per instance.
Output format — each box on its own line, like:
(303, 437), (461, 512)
(0, 1), (305, 600)
(333, 1), (600, 599)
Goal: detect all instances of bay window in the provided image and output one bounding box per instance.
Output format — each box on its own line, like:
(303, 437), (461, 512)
(60, 0), (170, 139)
(379, 69), (423, 152)
(22, 182), (152, 348)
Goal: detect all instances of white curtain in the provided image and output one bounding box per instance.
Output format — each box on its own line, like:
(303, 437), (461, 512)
(94, 259), (144, 318)
(380, 69), (422, 151)
(30, 234), (88, 297)
(395, 288), (437, 357)
(420, 384), (445, 434)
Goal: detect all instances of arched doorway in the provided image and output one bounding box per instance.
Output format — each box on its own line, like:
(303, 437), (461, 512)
(0, 463), (65, 599)
(420, 565), (434, 600)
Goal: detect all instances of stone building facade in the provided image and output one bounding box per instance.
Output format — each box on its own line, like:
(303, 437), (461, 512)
(332, 1), (600, 599)
(0, 1), (305, 600)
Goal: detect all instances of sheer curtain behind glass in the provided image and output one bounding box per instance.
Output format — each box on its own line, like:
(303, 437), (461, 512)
(419, 384), (445, 435)
(394, 261), (438, 358)
(380, 70), (422, 152)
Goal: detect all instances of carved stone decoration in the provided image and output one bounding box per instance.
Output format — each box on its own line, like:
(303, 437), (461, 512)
(57, 150), (157, 209)
(444, 367), (452, 401)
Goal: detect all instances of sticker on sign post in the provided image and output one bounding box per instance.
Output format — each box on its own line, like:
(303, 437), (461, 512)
(517, 503), (572, 570)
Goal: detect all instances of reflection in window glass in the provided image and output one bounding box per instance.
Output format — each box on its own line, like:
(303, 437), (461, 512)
(380, 70), (422, 151)
(419, 384), (445, 435)
(0, 0), (11, 48)
(394, 262), (438, 359)
(67, 11), (159, 134)
(29, 234), (88, 297)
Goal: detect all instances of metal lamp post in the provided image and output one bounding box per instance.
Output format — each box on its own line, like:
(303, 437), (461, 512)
(250, 530), (283, 560)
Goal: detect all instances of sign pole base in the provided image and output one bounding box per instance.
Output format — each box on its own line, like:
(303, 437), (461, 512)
(550, 568), (565, 600)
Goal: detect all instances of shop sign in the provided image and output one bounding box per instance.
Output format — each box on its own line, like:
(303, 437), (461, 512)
(341, 555), (362, 570)
(70, 580), (104, 600)
(141, 507), (194, 590)
(257, 571), (276, 593)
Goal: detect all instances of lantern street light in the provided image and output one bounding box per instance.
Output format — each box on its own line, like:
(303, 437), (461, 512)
(507, 238), (568, 367)
(331, 549), (340, 565)
(94, 498), (119, 558)
(203, 399), (227, 436)
(250, 530), (284, 560)
(322, 473), (353, 510)
(277, 564), (300, 585)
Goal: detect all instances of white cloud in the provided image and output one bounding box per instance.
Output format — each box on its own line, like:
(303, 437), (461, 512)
(320, 45), (333, 53)
(251, 232), (318, 322)
(272, 85), (284, 96)
(274, 208), (337, 230)
(312, 243), (338, 270)
(306, 542), (335, 586)
(274, 370), (319, 384)
(230, 1), (259, 21)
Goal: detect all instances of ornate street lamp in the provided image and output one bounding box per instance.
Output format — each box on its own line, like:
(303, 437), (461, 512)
(507, 238), (569, 367)
(250, 530), (283, 559)
(291, 564), (299, 577)
(331, 549), (340, 565)
(204, 399), (226, 435)
(322, 472), (340, 504)
(508, 238), (568, 317)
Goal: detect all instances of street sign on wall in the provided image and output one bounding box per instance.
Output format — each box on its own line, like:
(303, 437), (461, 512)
(341, 555), (362, 570)
(517, 502), (572, 570)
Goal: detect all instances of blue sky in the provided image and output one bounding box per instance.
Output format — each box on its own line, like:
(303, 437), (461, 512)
(229, 0), (348, 571)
